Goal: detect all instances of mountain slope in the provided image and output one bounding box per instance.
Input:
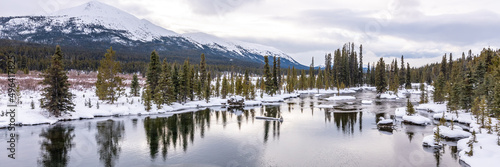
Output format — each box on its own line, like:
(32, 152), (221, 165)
(0, 1), (306, 69)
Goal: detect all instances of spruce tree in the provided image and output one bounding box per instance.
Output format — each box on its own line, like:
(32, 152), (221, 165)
(419, 82), (426, 104)
(308, 57), (314, 90)
(406, 99), (415, 116)
(375, 58), (387, 93)
(461, 70), (474, 112)
(154, 59), (174, 106)
(200, 54), (207, 90)
(130, 74), (140, 97)
(40, 45), (75, 117)
(277, 57), (281, 93)
(405, 63), (411, 89)
(263, 56), (273, 95)
(221, 75), (228, 99)
(273, 56), (279, 94)
(146, 51), (161, 99)
(215, 73), (221, 97)
(180, 59), (191, 103)
(96, 47), (124, 104)
(142, 86), (153, 111)
(433, 72), (445, 103)
(205, 72), (211, 102)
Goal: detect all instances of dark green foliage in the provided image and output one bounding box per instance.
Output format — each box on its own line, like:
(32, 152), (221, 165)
(263, 56), (273, 95)
(405, 63), (411, 89)
(96, 47), (124, 104)
(461, 70), (474, 112)
(205, 72), (211, 102)
(142, 86), (153, 112)
(406, 99), (415, 116)
(130, 74), (140, 97)
(375, 58), (386, 93)
(38, 124), (75, 167)
(154, 59), (174, 106)
(146, 51), (161, 99)
(433, 72), (445, 103)
(221, 75), (228, 99)
(40, 46), (75, 117)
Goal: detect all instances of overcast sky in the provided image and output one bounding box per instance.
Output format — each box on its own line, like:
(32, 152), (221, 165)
(1, 0), (500, 67)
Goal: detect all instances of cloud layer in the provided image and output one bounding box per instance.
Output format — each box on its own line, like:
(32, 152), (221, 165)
(1, 0), (499, 67)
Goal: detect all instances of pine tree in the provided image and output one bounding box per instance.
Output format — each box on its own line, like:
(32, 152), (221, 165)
(221, 75), (228, 99)
(40, 45), (75, 117)
(130, 74), (140, 97)
(461, 70), (474, 112)
(200, 54), (207, 91)
(263, 56), (273, 95)
(146, 51), (161, 99)
(273, 56), (278, 94)
(215, 73), (221, 97)
(433, 72), (446, 103)
(243, 70), (250, 99)
(359, 44), (363, 86)
(96, 47), (124, 104)
(172, 64), (180, 102)
(205, 72), (211, 102)
(478, 96), (488, 127)
(405, 63), (411, 89)
(142, 86), (153, 112)
(154, 59), (174, 106)
(406, 99), (415, 116)
(375, 58), (387, 93)
(277, 57), (281, 93)
(180, 59), (191, 103)
(308, 57), (314, 90)
(434, 125), (441, 145)
(419, 82), (426, 104)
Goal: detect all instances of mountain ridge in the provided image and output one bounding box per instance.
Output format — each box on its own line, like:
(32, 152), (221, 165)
(0, 1), (306, 69)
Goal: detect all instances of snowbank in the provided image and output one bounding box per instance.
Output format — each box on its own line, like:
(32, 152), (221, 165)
(378, 118), (394, 125)
(395, 107), (406, 117)
(432, 112), (474, 124)
(402, 115), (431, 125)
(325, 95), (356, 101)
(433, 125), (471, 140)
(422, 135), (443, 148)
(457, 134), (500, 167)
(415, 103), (447, 113)
(379, 92), (398, 99)
(0, 89), (299, 128)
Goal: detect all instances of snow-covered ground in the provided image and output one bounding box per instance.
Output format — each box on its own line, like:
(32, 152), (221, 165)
(457, 133), (500, 167)
(432, 112), (474, 124)
(422, 135), (443, 148)
(402, 115), (432, 125)
(415, 102), (447, 113)
(433, 125), (471, 140)
(0, 88), (298, 128)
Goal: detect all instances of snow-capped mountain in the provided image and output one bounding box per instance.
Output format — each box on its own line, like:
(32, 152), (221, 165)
(0, 1), (304, 68)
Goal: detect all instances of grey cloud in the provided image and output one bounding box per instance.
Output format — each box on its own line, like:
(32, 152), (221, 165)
(284, 9), (500, 47)
(185, 0), (261, 15)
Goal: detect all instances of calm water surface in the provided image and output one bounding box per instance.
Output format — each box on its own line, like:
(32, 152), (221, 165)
(1, 91), (463, 167)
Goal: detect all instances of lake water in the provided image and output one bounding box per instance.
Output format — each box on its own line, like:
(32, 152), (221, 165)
(1, 91), (464, 167)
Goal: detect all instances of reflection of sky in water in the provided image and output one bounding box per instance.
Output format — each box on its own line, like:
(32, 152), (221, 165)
(0, 91), (460, 167)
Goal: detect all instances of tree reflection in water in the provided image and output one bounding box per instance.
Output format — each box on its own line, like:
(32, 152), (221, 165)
(144, 109), (211, 161)
(38, 124), (75, 167)
(95, 120), (125, 167)
(323, 108), (359, 134)
(263, 106), (281, 143)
